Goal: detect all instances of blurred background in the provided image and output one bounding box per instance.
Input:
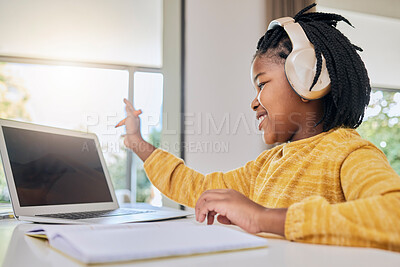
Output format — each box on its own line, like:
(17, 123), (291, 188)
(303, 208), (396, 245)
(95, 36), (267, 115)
(0, 0), (399, 208)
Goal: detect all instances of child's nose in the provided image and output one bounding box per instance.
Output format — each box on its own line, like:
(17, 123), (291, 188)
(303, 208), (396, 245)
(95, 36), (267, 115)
(251, 97), (260, 111)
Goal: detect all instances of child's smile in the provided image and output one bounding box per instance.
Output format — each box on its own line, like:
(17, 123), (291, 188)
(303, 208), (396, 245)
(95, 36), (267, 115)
(251, 54), (324, 145)
(256, 109), (268, 131)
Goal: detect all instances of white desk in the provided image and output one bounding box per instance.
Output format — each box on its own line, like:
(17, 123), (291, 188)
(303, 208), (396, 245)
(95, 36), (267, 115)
(1, 212), (400, 267)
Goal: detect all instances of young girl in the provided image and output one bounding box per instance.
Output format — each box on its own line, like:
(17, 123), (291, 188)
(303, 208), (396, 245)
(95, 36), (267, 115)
(117, 4), (400, 252)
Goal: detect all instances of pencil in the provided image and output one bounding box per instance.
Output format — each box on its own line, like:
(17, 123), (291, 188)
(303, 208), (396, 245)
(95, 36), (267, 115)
(115, 118), (126, 128)
(115, 110), (142, 128)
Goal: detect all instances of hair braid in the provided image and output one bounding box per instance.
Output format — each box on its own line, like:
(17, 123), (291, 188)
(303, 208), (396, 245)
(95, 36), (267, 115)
(323, 22), (369, 127)
(307, 22), (356, 126)
(299, 23), (340, 127)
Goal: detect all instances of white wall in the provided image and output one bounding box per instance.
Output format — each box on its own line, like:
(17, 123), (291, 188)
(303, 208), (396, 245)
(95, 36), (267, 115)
(184, 0), (268, 173)
(318, 6), (400, 89)
(317, 0), (400, 20)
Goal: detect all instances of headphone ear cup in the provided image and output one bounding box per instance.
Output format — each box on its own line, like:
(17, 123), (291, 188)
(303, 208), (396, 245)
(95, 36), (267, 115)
(285, 48), (331, 100)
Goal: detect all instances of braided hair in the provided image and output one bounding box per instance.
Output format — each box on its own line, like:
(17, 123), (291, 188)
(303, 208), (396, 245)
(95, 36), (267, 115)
(254, 3), (371, 132)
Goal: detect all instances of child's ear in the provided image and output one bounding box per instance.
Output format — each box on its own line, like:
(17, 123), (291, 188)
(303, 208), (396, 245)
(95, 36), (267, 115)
(301, 98), (310, 103)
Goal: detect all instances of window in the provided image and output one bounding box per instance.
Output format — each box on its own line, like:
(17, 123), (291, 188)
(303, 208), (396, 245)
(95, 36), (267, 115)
(357, 89), (400, 174)
(0, 0), (165, 205)
(0, 61), (129, 202)
(133, 72), (163, 205)
(0, 61), (163, 204)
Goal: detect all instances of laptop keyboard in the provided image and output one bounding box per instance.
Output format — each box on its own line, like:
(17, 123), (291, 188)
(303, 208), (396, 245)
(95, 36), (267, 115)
(36, 208), (155, 220)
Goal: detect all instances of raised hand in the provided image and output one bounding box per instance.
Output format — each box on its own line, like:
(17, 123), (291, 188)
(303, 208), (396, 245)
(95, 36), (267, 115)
(116, 98), (156, 162)
(115, 98), (142, 147)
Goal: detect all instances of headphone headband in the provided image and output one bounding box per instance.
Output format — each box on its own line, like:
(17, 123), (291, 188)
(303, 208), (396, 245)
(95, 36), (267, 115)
(268, 17), (294, 30)
(268, 17), (313, 52)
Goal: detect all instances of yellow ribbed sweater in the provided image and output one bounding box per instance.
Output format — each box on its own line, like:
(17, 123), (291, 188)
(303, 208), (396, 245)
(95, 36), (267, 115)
(143, 127), (400, 252)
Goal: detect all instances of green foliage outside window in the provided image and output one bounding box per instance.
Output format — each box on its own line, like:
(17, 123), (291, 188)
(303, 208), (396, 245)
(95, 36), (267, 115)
(0, 167), (8, 203)
(357, 90), (400, 174)
(107, 152), (128, 190)
(0, 63), (31, 202)
(0, 63), (31, 121)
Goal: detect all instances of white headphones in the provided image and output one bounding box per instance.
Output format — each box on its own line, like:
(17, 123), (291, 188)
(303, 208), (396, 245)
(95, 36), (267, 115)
(268, 17), (331, 100)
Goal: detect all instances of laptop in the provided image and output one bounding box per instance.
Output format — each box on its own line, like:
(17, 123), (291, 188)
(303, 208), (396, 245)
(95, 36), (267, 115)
(0, 119), (191, 224)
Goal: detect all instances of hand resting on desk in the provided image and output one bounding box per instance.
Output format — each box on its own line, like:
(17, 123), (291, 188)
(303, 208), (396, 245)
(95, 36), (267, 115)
(195, 189), (287, 236)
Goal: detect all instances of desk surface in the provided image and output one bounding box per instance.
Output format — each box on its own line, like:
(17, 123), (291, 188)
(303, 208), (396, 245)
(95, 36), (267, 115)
(1, 210), (400, 267)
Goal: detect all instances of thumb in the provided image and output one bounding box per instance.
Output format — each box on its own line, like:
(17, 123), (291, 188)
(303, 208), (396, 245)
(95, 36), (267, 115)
(134, 109), (142, 117)
(217, 215), (233, 225)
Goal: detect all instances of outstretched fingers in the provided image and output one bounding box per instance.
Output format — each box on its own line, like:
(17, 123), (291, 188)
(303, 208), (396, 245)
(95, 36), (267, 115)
(124, 98), (142, 116)
(116, 99), (142, 128)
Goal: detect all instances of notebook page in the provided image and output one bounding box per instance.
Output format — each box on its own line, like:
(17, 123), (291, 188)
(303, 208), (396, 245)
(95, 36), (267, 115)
(38, 222), (268, 264)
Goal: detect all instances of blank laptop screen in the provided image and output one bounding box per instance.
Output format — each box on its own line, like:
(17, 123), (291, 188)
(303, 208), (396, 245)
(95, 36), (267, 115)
(2, 126), (113, 206)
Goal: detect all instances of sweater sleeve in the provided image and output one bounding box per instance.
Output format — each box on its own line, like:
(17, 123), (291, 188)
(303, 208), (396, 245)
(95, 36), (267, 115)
(285, 145), (400, 251)
(143, 148), (256, 207)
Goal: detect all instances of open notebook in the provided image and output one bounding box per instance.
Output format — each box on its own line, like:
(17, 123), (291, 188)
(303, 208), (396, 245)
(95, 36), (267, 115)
(26, 221), (268, 264)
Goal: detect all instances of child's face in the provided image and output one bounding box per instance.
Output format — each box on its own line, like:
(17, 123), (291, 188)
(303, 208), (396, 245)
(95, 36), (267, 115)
(250, 55), (322, 144)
